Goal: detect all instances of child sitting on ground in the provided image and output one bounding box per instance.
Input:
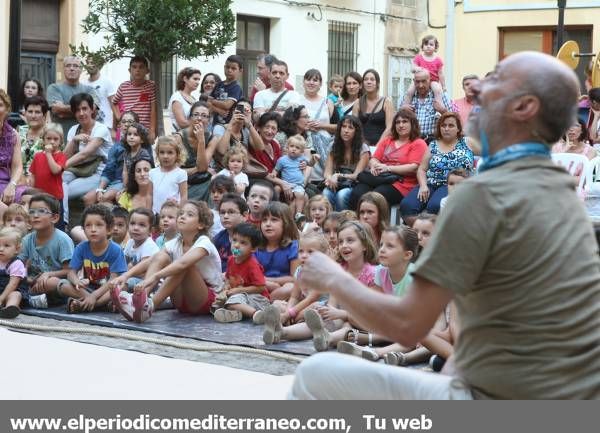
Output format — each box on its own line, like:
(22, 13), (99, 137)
(2, 203), (31, 237)
(246, 180), (274, 227)
(123, 208), (159, 291)
(357, 192), (389, 245)
(255, 231), (329, 328)
(335, 225), (420, 361)
(112, 200), (223, 323)
(20, 194), (74, 309)
(213, 145), (249, 196)
(302, 194), (332, 234)
(439, 168), (470, 211)
(213, 222), (270, 323)
(322, 211), (356, 260)
(403, 34), (446, 108)
(208, 175), (235, 238)
(261, 221), (379, 350)
(214, 193), (249, 272)
(0, 228), (27, 318)
(60, 205), (128, 313)
(272, 134), (310, 217)
(155, 201), (179, 249)
(413, 212), (437, 258)
(255, 201), (300, 301)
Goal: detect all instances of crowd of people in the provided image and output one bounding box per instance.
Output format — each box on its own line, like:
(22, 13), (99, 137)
(0, 34), (599, 400)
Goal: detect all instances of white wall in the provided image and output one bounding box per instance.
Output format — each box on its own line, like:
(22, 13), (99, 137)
(90, 0), (389, 98)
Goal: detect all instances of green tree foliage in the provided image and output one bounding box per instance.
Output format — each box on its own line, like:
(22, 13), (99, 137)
(72, 0), (236, 132)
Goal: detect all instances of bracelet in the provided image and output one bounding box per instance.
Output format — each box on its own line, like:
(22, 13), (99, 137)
(96, 188), (106, 193)
(287, 307), (297, 319)
(9, 180), (17, 186)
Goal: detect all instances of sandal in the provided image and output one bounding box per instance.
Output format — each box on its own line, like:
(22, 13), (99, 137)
(213, 308), (243, 323)
(66, 298), (83, 314)
(0, 305), (20, 319)
(383, 351), (407, 366)
(305, 309), (329, 352)
(262, 305), (282, 345)
(337, 341), (380, 361)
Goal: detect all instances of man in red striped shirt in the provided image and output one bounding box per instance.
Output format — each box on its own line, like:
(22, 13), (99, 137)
(112, 56), (157, 141)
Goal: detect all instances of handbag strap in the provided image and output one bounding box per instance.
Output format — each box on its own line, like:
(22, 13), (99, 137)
(268, 90), (289, 112)
(314, 98), (327, 120)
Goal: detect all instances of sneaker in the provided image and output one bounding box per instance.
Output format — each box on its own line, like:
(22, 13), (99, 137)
(132, 290), (154, 323)
(429, 354), (446, 372)
(110, 285), (134, 321)
(213, 308), (242, 323)
(305, 308), (329, 352)
(262, 305), (282, 345)
(0, 305), (20, 319)
(337, 341), (379, 361)
(384, 351), (407, 366)
(252, 309), (265, 325)
(28, 294), (48, 309)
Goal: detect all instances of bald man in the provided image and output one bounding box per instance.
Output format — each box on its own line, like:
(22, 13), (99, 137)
(290, 52), (600, 400)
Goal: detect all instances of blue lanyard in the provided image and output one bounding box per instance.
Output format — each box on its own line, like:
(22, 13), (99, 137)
(478, 140), (550, 173)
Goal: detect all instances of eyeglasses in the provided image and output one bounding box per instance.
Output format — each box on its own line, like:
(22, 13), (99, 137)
(299, 114), (310, 119)
(28, 208), (53, 216)
(64, 64), (81, 69)
(191, 113), (210, 119)
(121, 119), (135, 125)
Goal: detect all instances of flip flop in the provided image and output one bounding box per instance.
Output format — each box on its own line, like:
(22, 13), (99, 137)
(0, 305), (20, 319)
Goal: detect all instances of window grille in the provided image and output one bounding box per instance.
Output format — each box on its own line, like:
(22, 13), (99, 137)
(328, 21), (359, 77)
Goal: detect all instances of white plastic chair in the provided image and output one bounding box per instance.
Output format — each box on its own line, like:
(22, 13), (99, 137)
(551, 153), (594, 195)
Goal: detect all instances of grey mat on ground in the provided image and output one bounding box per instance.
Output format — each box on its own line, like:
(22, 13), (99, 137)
(22, 306), (316, 356)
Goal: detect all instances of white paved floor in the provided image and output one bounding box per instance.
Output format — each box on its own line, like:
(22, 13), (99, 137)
(1, 327), (294, 399)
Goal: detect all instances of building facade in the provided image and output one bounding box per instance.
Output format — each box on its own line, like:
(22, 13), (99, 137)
(424, 0), (600, 98)
(89, 0), (428, 119)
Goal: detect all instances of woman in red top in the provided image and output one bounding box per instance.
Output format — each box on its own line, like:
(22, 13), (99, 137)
(249, 112), (297, 200)
(349, 108), (427, 210)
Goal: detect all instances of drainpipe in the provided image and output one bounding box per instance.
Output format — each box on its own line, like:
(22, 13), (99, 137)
(445, 0), (455, 98)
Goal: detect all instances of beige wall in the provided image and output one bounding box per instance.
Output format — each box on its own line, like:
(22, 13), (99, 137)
(0, 0), (10, 89)
(423, 0), (600, 98)
(56, 0), (89, 81)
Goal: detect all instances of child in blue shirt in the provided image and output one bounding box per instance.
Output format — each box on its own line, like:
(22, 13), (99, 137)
(272, 134), (310, 217)
(20, 194), (74, 309)
(59, 205), (127, 313)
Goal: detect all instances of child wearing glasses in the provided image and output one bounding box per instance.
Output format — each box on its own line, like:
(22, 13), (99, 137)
(19, 194), (74, 309)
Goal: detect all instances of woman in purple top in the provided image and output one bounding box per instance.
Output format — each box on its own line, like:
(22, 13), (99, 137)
(0, 90), (27, 216)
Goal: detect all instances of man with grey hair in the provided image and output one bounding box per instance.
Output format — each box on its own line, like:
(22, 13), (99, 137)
(453, 74), (479, 128)
(290, 52), (600, 400)
(402, 69), (453, 142)
(47, 56), (98, 142)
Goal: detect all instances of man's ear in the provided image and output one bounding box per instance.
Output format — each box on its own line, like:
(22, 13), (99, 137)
(511, 94), (540, 122)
